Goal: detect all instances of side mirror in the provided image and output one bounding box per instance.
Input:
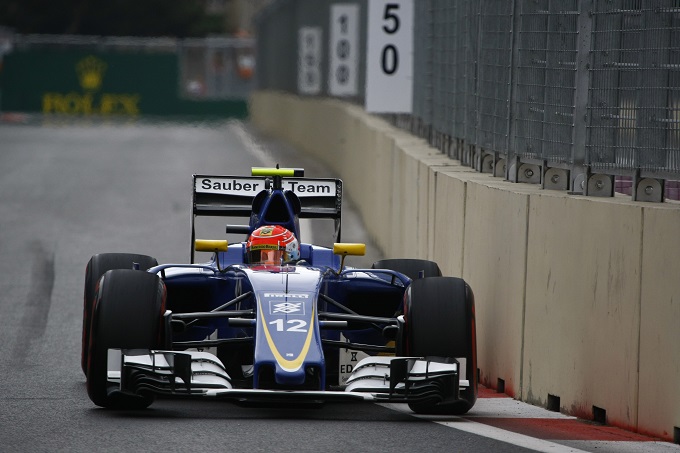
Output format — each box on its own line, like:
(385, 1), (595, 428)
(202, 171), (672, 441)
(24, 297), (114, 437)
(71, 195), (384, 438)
(333, 243), (366, 270)
(333, 243), (366, 256)
(195, 239), (228, 252)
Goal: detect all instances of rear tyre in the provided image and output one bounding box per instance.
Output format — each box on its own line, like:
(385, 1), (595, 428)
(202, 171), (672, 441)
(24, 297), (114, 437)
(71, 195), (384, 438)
(86, 269), (165, 409)
(371, 258), (442, 280)
(405, 276), (477, 415)
(82, 253), (158, 375)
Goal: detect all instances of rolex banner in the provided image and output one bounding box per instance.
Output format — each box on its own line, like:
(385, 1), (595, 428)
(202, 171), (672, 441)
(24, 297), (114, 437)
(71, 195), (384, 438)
(41, 54), (143, 115)
(0, 49), (248, 117)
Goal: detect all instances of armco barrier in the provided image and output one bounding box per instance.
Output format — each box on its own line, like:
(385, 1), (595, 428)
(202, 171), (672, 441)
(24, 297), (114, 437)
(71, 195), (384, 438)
(250, 91), (680, 441)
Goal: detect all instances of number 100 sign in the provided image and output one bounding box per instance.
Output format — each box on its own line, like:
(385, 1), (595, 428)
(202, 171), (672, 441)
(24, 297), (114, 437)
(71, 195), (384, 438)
(329, 4), (359, 96)
(365, 0), (414, 113)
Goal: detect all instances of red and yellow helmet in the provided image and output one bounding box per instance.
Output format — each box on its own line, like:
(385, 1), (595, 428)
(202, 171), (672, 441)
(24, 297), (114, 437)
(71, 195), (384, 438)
(246, 225), (300, 265)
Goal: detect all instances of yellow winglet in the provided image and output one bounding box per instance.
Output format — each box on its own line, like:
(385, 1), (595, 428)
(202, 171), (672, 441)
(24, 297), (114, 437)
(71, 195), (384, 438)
(195, 239), (228, 252)
(333, 243), (366, 256)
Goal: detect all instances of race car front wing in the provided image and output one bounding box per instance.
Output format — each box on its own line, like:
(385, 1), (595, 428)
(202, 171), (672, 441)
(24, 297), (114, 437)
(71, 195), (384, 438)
(110, 350), (467, 405)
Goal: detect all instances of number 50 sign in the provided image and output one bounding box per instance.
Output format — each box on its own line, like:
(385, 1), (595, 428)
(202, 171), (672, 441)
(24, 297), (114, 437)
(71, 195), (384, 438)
(365, 0), (414, 113)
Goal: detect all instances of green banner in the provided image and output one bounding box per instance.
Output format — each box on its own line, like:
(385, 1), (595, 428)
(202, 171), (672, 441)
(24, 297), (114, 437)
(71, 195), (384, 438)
(1, 49), (247, 117)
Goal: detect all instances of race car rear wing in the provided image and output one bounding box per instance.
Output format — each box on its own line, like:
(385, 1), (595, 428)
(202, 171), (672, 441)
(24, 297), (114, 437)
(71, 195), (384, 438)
(191, 174), (343, 260)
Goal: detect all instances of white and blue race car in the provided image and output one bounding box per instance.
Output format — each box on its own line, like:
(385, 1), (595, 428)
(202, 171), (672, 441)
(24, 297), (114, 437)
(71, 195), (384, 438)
(81, 167), (477, 414)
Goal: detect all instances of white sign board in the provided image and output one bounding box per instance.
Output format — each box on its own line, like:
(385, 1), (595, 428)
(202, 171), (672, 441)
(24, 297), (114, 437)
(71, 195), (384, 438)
(329, 4), (360, 96)
(195, 177), (336, 198)
(365, 0), (414, 113)
(298, 27), (323, 95)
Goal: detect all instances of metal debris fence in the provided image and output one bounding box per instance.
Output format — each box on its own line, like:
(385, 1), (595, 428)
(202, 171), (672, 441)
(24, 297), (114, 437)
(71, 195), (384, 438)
(5, 34), (255, 101)
(255, 0), (680, 201)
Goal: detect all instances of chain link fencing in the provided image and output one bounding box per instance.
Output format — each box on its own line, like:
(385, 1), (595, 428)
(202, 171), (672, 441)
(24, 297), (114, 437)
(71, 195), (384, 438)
(255, 0), (680, 201)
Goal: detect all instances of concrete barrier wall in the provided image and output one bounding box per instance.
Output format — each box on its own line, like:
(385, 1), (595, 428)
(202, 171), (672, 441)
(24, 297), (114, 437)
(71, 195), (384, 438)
(639, 207), (680, 438)
(250, 91), (680, 441)
(523, 195), (643, 429)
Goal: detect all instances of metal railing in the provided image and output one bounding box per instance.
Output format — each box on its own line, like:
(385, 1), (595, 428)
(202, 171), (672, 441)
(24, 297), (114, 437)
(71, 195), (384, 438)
(255, 0), (680, 202)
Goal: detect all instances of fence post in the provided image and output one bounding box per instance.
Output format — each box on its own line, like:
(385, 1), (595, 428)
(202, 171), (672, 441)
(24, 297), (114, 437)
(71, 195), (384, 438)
(505, 0), (522, 182)
(571, 0), (593, 194)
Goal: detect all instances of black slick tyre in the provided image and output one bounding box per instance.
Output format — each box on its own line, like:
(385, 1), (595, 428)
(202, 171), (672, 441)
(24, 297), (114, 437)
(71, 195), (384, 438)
(86, 269), (165, 409)
(405, 276), (477, 415)
(82, 253), (158, 375)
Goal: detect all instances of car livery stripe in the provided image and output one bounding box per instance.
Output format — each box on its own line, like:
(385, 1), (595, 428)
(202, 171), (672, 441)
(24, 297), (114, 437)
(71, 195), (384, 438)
(258, 297), (315, 372)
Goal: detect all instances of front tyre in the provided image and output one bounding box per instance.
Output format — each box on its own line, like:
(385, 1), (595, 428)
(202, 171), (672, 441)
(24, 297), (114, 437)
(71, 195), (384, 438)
(405, 276), (477, 415)
(82, 253), (158, 375)
(86, 269), (165, 409)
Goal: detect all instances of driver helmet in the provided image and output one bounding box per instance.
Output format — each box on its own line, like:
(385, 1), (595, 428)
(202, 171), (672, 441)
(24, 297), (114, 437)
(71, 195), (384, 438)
(246, 225), (300, 265)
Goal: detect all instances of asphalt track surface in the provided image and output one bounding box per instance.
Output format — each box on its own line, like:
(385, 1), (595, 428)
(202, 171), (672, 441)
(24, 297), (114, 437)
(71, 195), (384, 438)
(1, 117), (678, 453)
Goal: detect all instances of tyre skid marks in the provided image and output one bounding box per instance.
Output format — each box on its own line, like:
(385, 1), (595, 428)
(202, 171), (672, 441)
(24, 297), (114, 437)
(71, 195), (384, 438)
(11, 240), (55, 363)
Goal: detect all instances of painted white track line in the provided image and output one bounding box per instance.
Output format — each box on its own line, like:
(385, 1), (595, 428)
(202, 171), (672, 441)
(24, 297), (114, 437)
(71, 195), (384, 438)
(382, 396), (680, 452)
(382, 403), (589, 453)
(228, 120), (274, 167)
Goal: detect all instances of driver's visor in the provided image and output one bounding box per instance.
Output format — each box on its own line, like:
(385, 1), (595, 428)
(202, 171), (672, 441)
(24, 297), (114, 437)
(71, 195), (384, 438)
(248, 249), (286, 265)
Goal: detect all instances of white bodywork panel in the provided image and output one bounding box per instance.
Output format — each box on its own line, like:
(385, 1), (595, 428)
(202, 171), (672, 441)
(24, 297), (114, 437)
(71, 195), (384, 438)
(118, 350), (465, 398)
(345, 356), (467, 392)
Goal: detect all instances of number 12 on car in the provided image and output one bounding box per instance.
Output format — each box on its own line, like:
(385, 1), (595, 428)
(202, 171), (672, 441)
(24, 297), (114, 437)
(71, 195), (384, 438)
(365, 0), (414, 113)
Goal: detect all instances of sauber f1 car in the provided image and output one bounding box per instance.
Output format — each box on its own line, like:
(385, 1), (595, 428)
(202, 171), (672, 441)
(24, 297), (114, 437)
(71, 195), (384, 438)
(81, 167), (477, 414)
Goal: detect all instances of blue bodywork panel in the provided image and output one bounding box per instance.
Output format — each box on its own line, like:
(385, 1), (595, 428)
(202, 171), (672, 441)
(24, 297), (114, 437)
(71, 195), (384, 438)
(160, 172), (409, 390)
(161, 243), (407, 389)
